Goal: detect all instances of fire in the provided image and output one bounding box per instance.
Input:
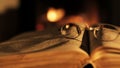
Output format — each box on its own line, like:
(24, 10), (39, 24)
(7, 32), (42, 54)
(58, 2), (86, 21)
(47, 8), (65, 22)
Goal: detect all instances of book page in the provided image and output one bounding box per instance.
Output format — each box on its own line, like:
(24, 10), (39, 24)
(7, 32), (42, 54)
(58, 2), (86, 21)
(88, 26), (120, 68)
(0, 49), (89, 68)
(89, 46), (120, 68)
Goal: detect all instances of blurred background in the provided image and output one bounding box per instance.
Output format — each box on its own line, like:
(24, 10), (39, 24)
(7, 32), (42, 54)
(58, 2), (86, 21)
(0, 0), (120, 42)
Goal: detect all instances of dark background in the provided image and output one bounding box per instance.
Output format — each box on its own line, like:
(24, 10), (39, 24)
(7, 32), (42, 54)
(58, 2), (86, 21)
(0, 0), (120, 42)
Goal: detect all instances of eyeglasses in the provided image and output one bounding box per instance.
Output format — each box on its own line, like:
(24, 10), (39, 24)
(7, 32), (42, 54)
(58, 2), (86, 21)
(60, 23), (120, 41)
(60, 23), (85, 41)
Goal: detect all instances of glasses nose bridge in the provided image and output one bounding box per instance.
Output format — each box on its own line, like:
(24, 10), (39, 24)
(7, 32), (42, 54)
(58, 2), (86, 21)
(83, 25), (102, 39)
(60, 23), (102, 40)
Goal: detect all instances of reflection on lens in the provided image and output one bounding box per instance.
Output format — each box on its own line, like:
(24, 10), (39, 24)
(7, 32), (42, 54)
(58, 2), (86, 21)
(61, 23), (80, 39)
(94, 24), (119, 41)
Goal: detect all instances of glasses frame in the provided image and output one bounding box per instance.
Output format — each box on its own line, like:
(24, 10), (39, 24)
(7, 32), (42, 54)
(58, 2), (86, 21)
(60, 23), (85, 41)
(60, 23), (120, 41)
(92, 23), (120, 41)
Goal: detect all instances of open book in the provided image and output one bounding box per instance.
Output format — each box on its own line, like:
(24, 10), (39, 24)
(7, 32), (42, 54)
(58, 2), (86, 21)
(0, 24), (119, 68)
(0, 44), (119, 68)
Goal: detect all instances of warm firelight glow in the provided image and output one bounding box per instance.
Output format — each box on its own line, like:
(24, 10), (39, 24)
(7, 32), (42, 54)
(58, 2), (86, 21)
(47, 8), (65, 22)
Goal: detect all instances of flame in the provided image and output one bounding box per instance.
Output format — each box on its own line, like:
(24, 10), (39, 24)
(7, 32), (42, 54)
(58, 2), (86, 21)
(47, 8), (65, 22)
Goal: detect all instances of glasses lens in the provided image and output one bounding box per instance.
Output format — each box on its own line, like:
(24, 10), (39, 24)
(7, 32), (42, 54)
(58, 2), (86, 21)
(60, 23), (81, 39)
(94, 24), (119, 41)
